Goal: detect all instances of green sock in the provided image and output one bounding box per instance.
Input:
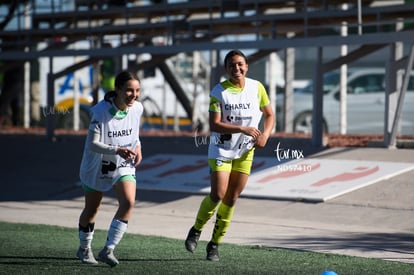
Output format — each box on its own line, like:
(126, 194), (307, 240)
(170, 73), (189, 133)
(211, 203), (235, 244)
(194, 195), (219, 231)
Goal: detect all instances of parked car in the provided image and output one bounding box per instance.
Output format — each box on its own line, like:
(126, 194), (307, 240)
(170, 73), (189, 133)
(277, 68), (414, 135)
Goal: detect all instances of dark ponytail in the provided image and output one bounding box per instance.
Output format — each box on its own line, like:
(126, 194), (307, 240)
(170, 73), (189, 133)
(104, 91), (117, 102)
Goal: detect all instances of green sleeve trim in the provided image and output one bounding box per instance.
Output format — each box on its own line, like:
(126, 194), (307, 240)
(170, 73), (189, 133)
(258, 81), (270, 108)
(209, 95), (221, 112)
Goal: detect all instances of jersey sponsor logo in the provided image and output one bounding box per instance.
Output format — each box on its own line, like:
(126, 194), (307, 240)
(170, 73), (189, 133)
(119, 159), (135, 168)
(226, 115), (252, 122)
(101, 160), (116, 174)
(108, 128), (133, 138)
(219, 134), (232, 144)
(224, 103), (250, 110)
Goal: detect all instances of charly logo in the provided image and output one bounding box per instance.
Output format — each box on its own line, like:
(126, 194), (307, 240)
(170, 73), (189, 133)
(274, 142), (312, 172)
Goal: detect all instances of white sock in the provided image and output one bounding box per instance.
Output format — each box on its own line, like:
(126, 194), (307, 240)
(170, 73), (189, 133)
(105, 219), (128, 250)
(79, 231), (94, 249)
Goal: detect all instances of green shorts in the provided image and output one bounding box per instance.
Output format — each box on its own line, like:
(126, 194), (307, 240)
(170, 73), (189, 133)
(82, 175), (136, 193)
(208, 149), (255, 175)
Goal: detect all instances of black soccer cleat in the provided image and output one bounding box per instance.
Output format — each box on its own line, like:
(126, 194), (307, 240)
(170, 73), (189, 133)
(185, 226), (201, 253)
(206, 241), (219, 261)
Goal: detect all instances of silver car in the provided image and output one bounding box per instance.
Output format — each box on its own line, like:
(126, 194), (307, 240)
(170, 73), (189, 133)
(277, 68), (414, 135)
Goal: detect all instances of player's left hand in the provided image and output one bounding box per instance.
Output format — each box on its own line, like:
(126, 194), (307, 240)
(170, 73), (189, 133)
(254, 133), (269, 149)
(133, 150), (142, 167)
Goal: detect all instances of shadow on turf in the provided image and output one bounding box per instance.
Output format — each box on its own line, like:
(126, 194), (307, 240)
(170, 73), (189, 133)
(262, 232), (414, 257)
(0, 255), (83, 265)
(119, 258), (200, 262)
(0, 255), (200, 266)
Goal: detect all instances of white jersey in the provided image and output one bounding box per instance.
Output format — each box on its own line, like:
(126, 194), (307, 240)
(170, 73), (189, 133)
(79, 99), (143, 192)
(208, 78), (265, 161)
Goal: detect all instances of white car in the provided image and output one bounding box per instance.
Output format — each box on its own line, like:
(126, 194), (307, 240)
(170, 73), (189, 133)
(277, 68), (414, 135)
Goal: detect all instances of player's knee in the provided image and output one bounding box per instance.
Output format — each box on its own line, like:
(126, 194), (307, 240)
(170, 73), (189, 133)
(83, 206), (100, 218)
(223, 194), (239, 206)
(120, 199), (135, 211)
(210, 192), (224, 202)
(223, 199), (236, 206)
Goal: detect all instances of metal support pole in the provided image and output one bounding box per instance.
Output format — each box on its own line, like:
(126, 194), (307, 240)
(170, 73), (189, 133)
(46, 59), (55, 140)
(389, 44), (414, 146)
(312, 47), (324, 147)
(192, 51), (200, 130)
(339, 4), (348, 134)
(23, 1), (31, 128)
(357, 0), (362, 35)
(73, 63), (80, 131)
(283, 44), (295, 132)
(384, 19), (403, 147)
(268, 52), (277, 133)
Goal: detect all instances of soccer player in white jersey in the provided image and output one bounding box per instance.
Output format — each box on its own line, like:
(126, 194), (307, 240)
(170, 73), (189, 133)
(77, 71), (143, 267)
(185, 50), (275, 261)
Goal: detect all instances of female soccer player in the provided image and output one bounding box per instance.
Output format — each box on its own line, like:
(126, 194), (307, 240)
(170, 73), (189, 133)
(185, 50), (275, 261)
(76, 71), (143, 267)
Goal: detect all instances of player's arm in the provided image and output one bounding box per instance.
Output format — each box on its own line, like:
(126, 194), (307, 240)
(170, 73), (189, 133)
(88, 128), (117, 154)
(133, 140), (142, 167)
(255, 82), (275, 148)
(255, 104), (274, 148)
(87, 119), (135, 159)
(209, 96), (261, 140)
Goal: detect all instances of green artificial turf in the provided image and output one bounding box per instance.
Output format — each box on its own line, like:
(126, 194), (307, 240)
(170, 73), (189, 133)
(0, 222), (412, 275)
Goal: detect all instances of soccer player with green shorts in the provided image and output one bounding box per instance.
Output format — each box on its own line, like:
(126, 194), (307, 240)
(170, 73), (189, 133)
(185, 50), (275, 261)
(77, 71), (143, 267)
